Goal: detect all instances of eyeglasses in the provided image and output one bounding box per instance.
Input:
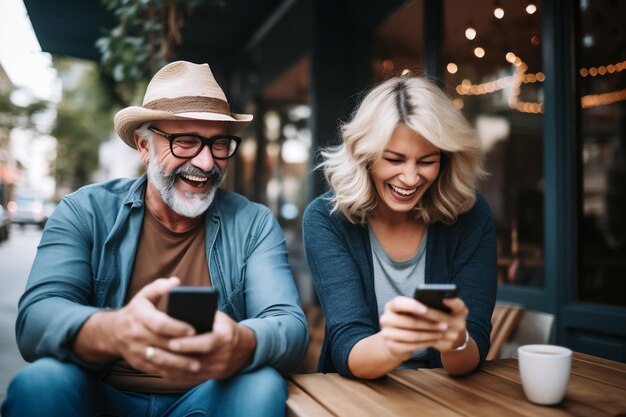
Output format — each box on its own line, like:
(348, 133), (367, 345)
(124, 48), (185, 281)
(148, 127), (241, 160)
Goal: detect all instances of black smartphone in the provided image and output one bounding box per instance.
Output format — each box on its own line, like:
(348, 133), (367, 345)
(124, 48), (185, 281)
(413, 283), (458, 313)
(166, 286), (218, 333)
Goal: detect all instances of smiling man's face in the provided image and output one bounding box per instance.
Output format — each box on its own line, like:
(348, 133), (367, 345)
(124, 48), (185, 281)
(141, 119), (230, 219)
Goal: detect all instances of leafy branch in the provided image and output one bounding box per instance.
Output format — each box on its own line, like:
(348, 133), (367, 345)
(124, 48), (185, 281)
(0, 90), (51, 132)
(96, 0), (214, 106)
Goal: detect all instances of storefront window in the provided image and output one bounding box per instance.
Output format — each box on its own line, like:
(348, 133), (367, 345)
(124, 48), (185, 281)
(236, 57), (313, 302)
(578, 0), (626, 307)
(371, 0), (424, 81)
(443, 0), (544, 287)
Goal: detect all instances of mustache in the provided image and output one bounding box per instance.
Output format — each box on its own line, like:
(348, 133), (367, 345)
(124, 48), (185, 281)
(172, 165), (222, 183)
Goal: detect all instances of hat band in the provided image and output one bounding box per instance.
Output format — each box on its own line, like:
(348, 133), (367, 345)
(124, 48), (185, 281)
(143, 96), (231, 116)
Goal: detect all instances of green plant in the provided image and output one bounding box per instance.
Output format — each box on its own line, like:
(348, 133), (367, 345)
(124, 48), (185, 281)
(0, 91), (50, 132)
(51, 58), (117, 191)
(96, 0), (216, 105)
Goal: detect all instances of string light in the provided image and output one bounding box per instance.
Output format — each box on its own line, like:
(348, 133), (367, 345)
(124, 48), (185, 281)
(382, 60), (394, 72)
(530, 35), (540, 46)
(455, 76), (515, 96)
(526, 2), (537, 14)
(579, 60), (626, 77)
(465, 26), (477, 40)
(581, 87), (626, 108)
(494, 0), (504, 19)
(454, 55), (626, 112)
(505, 52), (516, 63)
(448, 3), (623, 113)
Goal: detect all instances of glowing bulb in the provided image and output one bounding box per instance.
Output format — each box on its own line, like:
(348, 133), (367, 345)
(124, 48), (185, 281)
(526, 3), (537, 14)
(494, 7), (504, 19)
(531, 35), (541, 46)
(382, 60), (394, 72)
(474, 47), (485, 58)
(465, 27), (477, 40)
(447, 63), (458, 74)
(506, 52), (516, 63)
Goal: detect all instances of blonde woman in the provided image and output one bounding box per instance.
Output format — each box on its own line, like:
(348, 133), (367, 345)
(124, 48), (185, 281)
(303, 76), (497, 379)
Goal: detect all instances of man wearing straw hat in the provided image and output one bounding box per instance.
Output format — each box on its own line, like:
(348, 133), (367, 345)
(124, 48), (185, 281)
(2, 61), (309, 417)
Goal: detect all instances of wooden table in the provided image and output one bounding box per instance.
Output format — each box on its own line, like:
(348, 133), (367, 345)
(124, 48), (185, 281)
(287, 352), (626, 417)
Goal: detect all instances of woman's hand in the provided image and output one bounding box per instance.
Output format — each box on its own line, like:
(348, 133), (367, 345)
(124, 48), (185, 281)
(379, 295), (470, 356)
(432, 297), (469, 352)
(349, 295), (477, 379)
(379, 296), (450, 361)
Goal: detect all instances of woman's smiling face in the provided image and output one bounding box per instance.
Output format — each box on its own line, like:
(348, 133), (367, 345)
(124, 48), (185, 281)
(370, 124), (441, 217)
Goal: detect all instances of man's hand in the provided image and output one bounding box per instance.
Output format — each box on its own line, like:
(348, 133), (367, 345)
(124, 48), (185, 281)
(146, 311), (257, 384)
(109, 277), (200, 373)
(72, 277), (193, 368)
(73, 277), (256, 384)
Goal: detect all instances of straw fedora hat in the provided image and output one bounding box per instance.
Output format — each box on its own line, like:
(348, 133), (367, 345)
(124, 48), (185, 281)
(114, 61), (253, 149)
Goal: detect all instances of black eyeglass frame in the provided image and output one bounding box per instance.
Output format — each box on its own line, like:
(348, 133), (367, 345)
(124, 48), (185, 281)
(148, 126), (242, 160)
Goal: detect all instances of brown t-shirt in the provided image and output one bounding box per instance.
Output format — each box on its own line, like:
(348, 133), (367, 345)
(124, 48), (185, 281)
(104, 208), (211, 394)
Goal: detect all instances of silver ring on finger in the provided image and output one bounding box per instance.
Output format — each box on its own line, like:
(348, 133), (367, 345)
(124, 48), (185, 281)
(145, 345), (155, 362)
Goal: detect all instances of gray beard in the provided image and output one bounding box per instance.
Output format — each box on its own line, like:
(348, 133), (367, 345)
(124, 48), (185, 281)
(146, 144), (224, 218)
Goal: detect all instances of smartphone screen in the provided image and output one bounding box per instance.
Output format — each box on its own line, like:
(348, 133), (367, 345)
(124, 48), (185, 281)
(166, 286), (218, 333)
(413, 283), (458, 313)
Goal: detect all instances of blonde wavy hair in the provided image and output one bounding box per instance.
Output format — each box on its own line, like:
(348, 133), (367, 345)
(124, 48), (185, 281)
(320, 76), (485, 225)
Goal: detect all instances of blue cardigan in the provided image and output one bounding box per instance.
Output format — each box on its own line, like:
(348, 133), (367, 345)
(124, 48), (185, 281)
(302, 191), (497, 377)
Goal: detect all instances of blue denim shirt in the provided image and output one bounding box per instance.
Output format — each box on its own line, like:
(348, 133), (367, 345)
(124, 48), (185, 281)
(303, 191), (497, 377)
(16, 175), (309, 374)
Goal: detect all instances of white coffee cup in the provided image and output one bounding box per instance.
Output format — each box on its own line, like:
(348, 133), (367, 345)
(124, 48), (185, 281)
(517, 344), (572, 405)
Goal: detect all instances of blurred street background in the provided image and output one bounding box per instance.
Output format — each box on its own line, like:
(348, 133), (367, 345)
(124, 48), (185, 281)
(0, 225), (40, 402)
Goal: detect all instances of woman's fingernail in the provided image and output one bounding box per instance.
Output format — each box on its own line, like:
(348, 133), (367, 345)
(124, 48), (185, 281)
(439, 322), (448, 330)
(190, 362), (200, 372)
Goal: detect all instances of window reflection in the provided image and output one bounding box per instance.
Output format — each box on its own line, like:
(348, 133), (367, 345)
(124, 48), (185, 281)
(443, 0), (544, 287)
(578, 0), (626, 307)
(372, 0), (545, 288)
(236, 57), (314, 304)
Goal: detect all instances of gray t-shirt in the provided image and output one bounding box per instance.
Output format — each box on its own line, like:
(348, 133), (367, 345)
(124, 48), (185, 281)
(369, 225), (429, 365)
(369, 226), (427, 317)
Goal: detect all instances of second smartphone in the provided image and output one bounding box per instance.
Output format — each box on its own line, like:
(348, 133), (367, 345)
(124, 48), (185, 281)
(413, 283), (458, 313)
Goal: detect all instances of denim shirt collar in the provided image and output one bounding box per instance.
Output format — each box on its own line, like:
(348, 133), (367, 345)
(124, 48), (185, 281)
(123, 174), (148, 209)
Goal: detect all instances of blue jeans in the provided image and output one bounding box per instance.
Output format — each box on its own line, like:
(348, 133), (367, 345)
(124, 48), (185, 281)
(1, 358), (287, 417)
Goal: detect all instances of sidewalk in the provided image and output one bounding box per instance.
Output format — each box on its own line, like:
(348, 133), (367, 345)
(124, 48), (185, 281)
(0, 226), (40, 402)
